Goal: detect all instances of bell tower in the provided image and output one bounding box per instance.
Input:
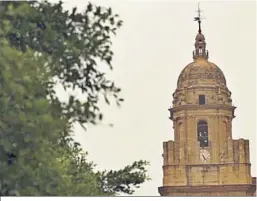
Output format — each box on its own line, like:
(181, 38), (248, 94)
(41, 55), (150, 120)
(158, 4), (256, 196)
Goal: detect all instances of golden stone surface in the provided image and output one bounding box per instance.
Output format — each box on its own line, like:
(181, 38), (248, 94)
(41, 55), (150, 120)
(177, 57), (226, 89)
(159, 41), (256, 196)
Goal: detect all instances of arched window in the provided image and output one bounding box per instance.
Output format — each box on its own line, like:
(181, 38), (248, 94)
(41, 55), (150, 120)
(197, 120), (208, 147)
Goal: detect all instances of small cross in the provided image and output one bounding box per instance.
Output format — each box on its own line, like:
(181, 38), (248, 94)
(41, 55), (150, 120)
(194, 2), (205, 33)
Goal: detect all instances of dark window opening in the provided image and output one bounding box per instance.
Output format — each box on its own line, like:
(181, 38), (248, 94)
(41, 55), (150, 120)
(197, 121), (208, 147)
(199, 95), (205, 105)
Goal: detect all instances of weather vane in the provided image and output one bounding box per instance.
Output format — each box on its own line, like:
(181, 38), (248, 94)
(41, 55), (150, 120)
(194, 2), (205, 34)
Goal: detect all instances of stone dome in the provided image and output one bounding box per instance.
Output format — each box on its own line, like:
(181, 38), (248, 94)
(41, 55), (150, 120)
(177, 57), (227, 89)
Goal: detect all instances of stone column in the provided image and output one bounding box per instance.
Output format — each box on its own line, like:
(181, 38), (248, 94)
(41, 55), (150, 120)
(210, 115), (217, 163)
(227, 116), (233, 162)
(216, 114), (221, 163)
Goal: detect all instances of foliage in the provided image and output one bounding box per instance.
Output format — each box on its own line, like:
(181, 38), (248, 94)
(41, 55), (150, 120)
(0, 1), (149, 196)
(97, 161), (150, 195)
(0, 0), (123, 126)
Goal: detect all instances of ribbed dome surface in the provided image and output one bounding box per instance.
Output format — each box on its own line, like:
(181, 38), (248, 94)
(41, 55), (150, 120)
(177, 58), (226, 89)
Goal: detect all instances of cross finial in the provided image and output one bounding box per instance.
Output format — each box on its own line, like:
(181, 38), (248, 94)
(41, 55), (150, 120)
(194, 2), (204, 33)
(197, 2), (201, 18)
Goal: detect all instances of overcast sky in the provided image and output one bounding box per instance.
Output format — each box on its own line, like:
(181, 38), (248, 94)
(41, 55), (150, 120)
(57, 0), (256, 196)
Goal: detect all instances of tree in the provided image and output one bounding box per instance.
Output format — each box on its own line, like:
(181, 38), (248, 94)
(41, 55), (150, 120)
(0, 43), (66, 195)
(0, 1), (150, 196)
(0, 1), (123, 126)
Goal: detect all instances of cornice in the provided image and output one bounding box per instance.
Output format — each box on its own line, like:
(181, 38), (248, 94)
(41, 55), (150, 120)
(158, 184), (256, 195)
(170, 104), (236, 113)
(168, 104), (236, 121)
(175, 85), (229, 91)
(162, 162), (252, 168)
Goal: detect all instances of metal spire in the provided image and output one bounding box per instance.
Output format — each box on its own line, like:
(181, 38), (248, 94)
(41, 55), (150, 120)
(194, 2), (204, 34)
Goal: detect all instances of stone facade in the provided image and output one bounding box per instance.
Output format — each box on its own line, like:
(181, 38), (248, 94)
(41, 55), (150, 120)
(158, 30), (256, 196)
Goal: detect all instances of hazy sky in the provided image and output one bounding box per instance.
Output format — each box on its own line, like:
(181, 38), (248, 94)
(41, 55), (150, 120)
(57, 0), (256, 196)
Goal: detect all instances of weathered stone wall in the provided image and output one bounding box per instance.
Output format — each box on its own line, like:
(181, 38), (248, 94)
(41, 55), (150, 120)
(160, 56), (255, 196)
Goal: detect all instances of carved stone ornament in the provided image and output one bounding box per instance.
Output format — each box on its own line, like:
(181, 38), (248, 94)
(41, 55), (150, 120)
(220, 150), (225, 162)
(188, 115), (194, 119)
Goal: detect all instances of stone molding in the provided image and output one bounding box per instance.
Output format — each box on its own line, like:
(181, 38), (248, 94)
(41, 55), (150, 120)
(158, 184), (256, 195)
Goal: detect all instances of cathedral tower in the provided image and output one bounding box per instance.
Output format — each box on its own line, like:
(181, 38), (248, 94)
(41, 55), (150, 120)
(158, 5), (256, 196)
